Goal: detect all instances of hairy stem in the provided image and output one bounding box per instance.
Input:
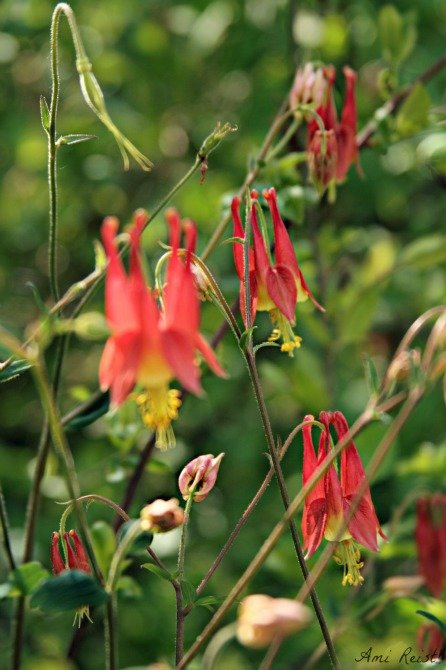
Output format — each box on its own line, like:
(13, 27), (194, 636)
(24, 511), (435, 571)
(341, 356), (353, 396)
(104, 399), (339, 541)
(176, 494), (194, 665)
(0, 483), (16, 571)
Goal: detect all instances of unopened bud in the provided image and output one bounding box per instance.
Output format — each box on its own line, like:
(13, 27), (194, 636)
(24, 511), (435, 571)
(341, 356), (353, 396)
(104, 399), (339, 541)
(191, 263), (212, 301)
(307, 129), (337, 194)
(51, 532), (66, 575)
(140, 498), (185, 533)
(237, 595), (312, 648)
(289, 63), (326, 114)
(387, 349), (420, 382)
(383, 575), (424, 598)
(178, 453), (224, 502)
(198, 122), (237, 161)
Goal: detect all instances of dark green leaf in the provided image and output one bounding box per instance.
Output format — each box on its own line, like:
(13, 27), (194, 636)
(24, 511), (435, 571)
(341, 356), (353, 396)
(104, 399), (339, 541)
(118, 520), (153, 553)
(416, 610), (446, 634)
(65, 391), (110, 431)
(0, 360), (33, 384)
(180, 579), (196, 607)
(30, 571), (107, 612)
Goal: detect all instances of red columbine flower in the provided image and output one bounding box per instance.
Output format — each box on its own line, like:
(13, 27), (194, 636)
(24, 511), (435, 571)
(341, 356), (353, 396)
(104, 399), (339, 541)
(51, 530), (92, 625)
(307, 65), (359, 194)
(415, 494), (446, 597)
(231, 188), (323, 355)
(99, 209), (226, 449)
(302, 411), (386, 586)
(417, 623), (446, 662)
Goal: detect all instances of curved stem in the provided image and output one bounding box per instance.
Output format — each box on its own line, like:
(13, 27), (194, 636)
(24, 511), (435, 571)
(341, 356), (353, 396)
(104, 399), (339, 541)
(176, 494), (194, 665)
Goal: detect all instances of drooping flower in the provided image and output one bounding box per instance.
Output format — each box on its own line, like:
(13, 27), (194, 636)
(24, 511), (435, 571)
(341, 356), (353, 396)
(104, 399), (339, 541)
(236, 594), (312, 648)
(99, 209), (226, 449)
(178, 453), (224, 502)
(231, 188), (323, 354)
(417, 623), (446, 662)
(50, 530), (92, 625)
(307, 65), (359, 194)
(415, 494), (446, 597)
(301, 411), (386, 586)
(140, 498), (185, 533)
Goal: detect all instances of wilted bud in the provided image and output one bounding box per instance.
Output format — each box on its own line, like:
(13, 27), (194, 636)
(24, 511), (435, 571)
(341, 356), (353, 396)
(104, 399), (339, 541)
(387, 349), (421, 382)
(383, 575), (424, 598)
(140, 498), (185, 533)
(178, 453), (224, 502)
(191, 263), (212, 301)
(198, 122), (238, 161)
(289, 63), (326, 113)
(307, 129), (337, 195)
(236, 594), (312, 648)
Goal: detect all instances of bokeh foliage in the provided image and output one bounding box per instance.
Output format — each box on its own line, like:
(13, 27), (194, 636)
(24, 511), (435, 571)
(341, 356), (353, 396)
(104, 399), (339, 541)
(0, 0), (445, 668)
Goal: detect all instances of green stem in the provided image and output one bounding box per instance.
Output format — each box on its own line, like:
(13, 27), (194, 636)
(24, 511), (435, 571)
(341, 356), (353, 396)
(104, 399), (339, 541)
(104, 594), (118, 670)
(105, 521), (142, 593)
(176, 494), (194, 665)
(0, 483), (16, 571)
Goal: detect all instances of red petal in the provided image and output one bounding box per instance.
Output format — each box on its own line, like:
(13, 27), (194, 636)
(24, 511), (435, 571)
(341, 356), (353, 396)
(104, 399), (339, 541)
(50, 532), (65, 574)
(195, 333), (227, 378)
(99, 333), (140, 406)
(251, 202), (270, 285)
(345, 497), (379, 552)
(161, 330), (202, 395)
(231, 197), (246, 281)
(302, 498), (327, 558)
(263, 188), (299, 277)
(266, 264), (297, 321)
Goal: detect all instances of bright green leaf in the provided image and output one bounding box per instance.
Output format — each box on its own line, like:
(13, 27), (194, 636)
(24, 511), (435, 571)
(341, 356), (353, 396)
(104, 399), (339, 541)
(396, 84), (431, 137)
(141, 563), (173, 582)
(0, 359), (33, 383)
(90, 521), (116, 577)
(39, 95), (50, 133)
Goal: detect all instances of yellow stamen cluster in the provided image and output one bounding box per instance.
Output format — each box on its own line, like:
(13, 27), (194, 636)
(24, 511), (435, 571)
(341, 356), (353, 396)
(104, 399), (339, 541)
(73, 605), (92, 628)
(333, 539), (365, 587)
(268, 308), (302, 356)
(136, 386), (182, 450)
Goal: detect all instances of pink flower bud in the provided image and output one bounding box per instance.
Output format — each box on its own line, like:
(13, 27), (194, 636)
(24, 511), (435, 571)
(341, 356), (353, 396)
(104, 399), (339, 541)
(307, 129), (338, 194)
(140, 498), (185, 533)
(289, 63), (327, 112)
(236, 594), (312, 648)
(178, 453), (224, 502)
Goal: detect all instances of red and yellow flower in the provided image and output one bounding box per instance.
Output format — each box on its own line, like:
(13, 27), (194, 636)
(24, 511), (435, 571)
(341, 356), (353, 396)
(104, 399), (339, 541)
(99, 209), (226, 448)
(307, 65), (359, 194)
(231, 187), (323, 354)
(302, 411), (386, 585)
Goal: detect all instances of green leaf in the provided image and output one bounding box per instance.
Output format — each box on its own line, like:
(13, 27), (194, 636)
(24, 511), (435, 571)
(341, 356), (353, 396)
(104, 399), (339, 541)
(396, 84), (431, 137)
(180, 579), (196, 607)
(12, 562), (49, 596)
(416, 610), (446, 634)
(195, 595), (219, 612)
(66, 391), (110, 431)
(116, 575), (142, 600)
(363, 355), (381, 398)
(253, 341), (280, 355)
(379, 6), (416, 68)
(58, 133), (97, 146)
(30, 570), (107, 612)
(398, 234), (446, 270)
(0, 359), (33, 383)
(141, 563), (173, 582)
(39, 95), (50, 133)
(239, 325), (257, 351)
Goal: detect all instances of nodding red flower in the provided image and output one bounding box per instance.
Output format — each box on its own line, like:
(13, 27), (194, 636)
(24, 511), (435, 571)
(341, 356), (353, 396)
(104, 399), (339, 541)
(231, 188), (323, 355)
(99, 209), (226, 449)
(50, 530), (92, 625)
(51, 530), (91, 575)
(307, 65), (359, 194)
(415, 494), (446, 598)
(302, 411), (386, 586)
(417, 623), (446, 662)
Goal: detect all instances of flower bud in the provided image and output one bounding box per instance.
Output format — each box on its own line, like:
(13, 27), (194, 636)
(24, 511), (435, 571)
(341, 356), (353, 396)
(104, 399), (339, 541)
(307, 129), (337, 195)
(51, 532), (66, 575)
(387, 349), (420, 382)
(383, 575), (424, 598)
(64, 530), (91, 573)
(140, 498), (185, 533)
(198, 122), (237, 160)
(236, 594), (312, 648)
(289, 63), (326, 113)
(178, 453), (224, 502)
(74, 312), (110, 340)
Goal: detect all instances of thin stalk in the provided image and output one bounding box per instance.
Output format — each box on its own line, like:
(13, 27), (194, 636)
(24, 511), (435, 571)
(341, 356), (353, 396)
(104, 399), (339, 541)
(104, 595), (118, 670)
(0, 483), (16, 571)
(176, 494), (195, 665)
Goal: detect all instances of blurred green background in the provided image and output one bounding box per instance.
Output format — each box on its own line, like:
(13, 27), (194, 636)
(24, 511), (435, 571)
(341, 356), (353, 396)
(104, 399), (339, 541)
(0, 0), (446, 668)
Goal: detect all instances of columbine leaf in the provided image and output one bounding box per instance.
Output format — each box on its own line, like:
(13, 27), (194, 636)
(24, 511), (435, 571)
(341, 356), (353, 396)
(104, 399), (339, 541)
(30, 570), (107, 612)
(416, 610), (446, 634)
(396, 83), (431, 137)
(12, 562), (49, 596)
(0, 360), (33, 384)
(65, 391), (110, 431)
(59, 133), (97, 146)
(141, 563), (173, 583)
(39, 95), (50, 133)
(117, 521), (153, 554)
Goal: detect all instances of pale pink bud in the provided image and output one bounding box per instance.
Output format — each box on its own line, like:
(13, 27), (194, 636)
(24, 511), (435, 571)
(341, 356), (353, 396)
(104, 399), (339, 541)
(236, 594), (312, 648)
(289, 63), (327, 113)
(140, 498), (185, 533)
(178, 453), (224, 502)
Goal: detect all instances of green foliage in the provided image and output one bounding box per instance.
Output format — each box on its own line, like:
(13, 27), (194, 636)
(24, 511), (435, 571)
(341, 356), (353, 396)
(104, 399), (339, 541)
(396, 84), (431, 137)
(0, 562), (49, 599)
(30, 570), (107, 612)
